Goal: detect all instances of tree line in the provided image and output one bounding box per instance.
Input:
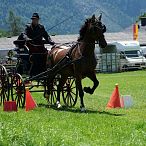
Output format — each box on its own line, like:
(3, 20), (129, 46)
(1, 10), (146, 38)
(0, 10), (23, 38)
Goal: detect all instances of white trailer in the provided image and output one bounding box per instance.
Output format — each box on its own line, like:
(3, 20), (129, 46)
(140, 45), (146, 58)
(95, 41), (146, 72)
(95, 44), (120, 72)
(112, 41), (146, 70)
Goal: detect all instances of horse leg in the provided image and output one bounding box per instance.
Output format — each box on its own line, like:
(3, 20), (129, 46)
(76, 77), (86, 112)
(44, 78), (52, 101)
(56, 76), (67, 108)
(84, 72), (99, 94)
(56, 79), (61, 108)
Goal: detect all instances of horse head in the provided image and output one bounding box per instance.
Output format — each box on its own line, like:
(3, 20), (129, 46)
(79, 14), (107, 48)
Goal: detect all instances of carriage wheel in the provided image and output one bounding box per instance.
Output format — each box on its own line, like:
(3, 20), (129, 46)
(44, 78), (58, 105)
(62, 77), (78, 107)
(11, 73), (25, 108)
(0, 65), (10, 105)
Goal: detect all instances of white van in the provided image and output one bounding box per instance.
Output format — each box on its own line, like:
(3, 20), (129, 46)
(95, 41), (146, 72)
(140, 45), (146, 58)
(112, 41), (146, 70)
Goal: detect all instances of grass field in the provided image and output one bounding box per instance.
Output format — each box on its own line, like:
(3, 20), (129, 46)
(0, 70), (146, 146)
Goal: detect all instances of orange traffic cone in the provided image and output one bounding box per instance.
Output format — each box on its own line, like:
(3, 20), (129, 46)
(25, 87), (37, 111)
(106, 84), (121, 109)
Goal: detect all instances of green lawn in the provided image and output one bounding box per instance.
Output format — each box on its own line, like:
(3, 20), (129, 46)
(0, 70), (146, 146)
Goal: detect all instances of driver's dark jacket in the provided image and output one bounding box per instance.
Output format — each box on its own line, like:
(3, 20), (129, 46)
(23, 23), (50, 76)
(24, 23), (51, 45)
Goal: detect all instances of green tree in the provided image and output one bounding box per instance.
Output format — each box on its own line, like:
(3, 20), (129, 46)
(7, 10), (22, 36)
(141, 12), (146, 17)
(0, 29), (9, 38)
(137, 12), (146, 22)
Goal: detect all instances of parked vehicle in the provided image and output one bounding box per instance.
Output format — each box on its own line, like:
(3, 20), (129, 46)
(113, 41), (146, 70)
(95, 41), (146, 72)
(140, 45), (146, 58)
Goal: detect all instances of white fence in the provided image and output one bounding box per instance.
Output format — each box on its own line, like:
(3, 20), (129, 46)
(96, 53), (120, 73)
(96, 53), (146, 73)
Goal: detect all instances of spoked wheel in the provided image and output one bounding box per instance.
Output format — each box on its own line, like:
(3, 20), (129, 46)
(0, 65), (10, 105)
(44, 78), (58, 105)
(10, 73), (26, 108)
(62, 77), (78, 107)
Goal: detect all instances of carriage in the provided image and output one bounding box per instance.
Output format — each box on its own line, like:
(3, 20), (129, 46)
(0, 40), (80, 108)
(0, 15), (107, 111)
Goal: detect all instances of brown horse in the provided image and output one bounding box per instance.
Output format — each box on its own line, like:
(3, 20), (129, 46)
(48, 14), (107, 111)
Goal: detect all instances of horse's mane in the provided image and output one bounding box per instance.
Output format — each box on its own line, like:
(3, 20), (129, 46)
(77, 16), (106, 42)
(78, 18), (90, 42)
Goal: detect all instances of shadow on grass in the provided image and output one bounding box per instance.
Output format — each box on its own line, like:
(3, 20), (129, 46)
(38, 103), (125, 116)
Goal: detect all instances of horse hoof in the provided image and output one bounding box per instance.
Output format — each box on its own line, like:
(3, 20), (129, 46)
(80, 107), (86, 112)
(84, 87), (90, 93)
(84, 87), (93, 94)
(44, 92), (49, 99)
(56, 101), (62, 108)
(57, 104), (62, 108)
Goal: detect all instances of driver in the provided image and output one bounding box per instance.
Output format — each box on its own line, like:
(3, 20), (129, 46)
(24, 12), (55, 47)
(22, 13), (55, 76)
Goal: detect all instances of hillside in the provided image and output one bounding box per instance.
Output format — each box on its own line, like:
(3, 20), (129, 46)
(0, 0), (146, 34)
